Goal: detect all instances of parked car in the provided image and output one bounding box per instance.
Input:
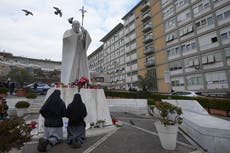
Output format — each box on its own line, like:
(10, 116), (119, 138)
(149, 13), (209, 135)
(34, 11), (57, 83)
(24, 82), (50, 95)
(171, 91), (203, 97)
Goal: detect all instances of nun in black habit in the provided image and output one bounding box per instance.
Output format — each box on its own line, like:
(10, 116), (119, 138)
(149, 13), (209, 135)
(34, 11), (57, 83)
(66, 93), (87, 148)
(37, 90), (66, 152)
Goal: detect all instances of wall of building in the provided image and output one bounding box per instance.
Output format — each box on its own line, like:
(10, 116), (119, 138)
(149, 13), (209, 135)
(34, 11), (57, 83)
(88, 0), (230, 96)
(0, 52), (61, 82)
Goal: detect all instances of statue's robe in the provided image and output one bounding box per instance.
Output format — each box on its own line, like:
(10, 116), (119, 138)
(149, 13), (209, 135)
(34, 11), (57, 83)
(61, 29), (91, 84)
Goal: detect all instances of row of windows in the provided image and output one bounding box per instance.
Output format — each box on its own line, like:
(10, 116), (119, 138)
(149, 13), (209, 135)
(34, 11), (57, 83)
(167, 41), (196, 57)
(127, 60), (137, 66)
(171, 70), (228, 87)
(169, 48), (230, 71)
(164, 2), (230, 32)
(166, 26), (230, 58)
(127, 71), (138, 76)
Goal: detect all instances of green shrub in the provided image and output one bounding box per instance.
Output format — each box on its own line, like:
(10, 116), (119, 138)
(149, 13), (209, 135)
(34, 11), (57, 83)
(147, 98), (155, 105)
(0, 117), (32, 153)
(26, 92), (37, 99)
(156, 101), (183, 126)
(0, 87), (8, 94)
(15, 101), (30, 108)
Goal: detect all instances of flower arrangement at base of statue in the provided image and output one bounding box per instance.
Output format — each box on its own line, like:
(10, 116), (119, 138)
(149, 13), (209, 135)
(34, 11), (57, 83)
(76, 76), (89, 91)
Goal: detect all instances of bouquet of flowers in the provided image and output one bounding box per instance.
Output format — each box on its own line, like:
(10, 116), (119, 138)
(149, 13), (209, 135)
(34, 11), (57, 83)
(77, 76), (89, 89)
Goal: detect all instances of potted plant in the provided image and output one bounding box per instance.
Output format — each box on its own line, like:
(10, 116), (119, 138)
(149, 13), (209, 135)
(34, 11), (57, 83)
(0, 87), (8, 98)
(15, 101), (30, 117)
(90, 122), (95, 128)
(0, 117), (32, 153)
(96, 120), (105, 128)
(154, 101), (183, 150)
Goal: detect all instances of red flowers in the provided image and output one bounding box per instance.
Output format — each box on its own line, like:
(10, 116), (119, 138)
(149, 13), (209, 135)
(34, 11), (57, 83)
(78, 76), (89, 84)
(77, 76), (89, 88)
(28, 121), (37, 129)
(111, 116), (118, 125)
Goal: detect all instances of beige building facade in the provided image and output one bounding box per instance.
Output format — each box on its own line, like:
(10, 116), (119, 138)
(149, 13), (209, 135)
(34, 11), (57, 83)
(88, 0), (230, 96)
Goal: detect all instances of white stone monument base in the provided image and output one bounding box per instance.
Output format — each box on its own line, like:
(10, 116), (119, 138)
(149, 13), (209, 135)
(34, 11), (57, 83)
(162, 99), (230, 153)
(38, 88), (113, 133)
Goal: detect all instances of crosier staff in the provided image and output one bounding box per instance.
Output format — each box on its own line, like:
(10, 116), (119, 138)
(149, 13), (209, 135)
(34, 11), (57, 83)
(79, 6), (86, 26)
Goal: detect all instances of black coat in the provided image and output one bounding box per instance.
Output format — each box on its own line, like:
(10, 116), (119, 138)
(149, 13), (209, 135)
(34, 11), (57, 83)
(66, 94), (87, 127)
(40, 90), (66, 127)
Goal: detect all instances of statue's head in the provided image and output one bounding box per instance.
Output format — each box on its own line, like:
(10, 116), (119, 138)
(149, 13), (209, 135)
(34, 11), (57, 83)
(72, 20), (80, 33)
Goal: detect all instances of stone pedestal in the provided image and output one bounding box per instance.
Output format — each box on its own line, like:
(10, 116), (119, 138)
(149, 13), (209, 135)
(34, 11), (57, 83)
(38, 88), (112, 133)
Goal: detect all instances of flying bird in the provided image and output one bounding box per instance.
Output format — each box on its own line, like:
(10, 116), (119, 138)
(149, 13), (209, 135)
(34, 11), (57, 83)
(130, 120), (135, 126)
(53, 7), (62, 17)
(22, 9), (33, 16)
(68, 17), (74, 24)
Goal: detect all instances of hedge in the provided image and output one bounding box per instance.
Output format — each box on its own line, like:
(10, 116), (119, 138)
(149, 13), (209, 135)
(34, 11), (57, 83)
(26, 92), (37, 99)
(15, 101), (30, 108)
(104, 90), (230, 111)
(0, 87), (8, 94)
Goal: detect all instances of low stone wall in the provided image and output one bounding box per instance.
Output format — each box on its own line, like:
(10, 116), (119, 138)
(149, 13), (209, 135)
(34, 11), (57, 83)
(107, 98), (148, 115)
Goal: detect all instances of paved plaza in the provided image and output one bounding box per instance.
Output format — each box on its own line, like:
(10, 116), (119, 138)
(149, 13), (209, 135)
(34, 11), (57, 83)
(20, 112), (198, 153)
(5, 95), (230, 153)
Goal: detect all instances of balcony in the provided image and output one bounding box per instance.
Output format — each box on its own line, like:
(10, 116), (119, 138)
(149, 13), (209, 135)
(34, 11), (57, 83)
(141, 2), (150, 12)
(141, 13), (151, 22)
(143, 35), (153, 44)
(142, 23), (152, 33)
(144, 46), (154, 55)
(145, 59), (155, 67)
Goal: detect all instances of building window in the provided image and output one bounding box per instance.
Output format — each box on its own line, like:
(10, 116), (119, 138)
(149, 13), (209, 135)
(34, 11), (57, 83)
(126, 49), (136, 56)
(205, 71), (228, 89)
(161, 0), (172, 8)
(127, 71), (138, 76)
(216, 7), (230, 22)
(207, 17), (213, 25)
(193, 0), (210, 16)
(171, 77), (184, 87)
(163, 5), (174, 19)
(179, 24), (193, 36)
(175, 0), (189, 9)
(211, 37), (218, 43)
(167, 46), (180, 58)
(213, 0), (223, 4)
(184, 57), (200, 68)
(195, 15), (214, 30)
(202, 55), (215, 65)
(177, 9), (191, 24)
(127, 60), (137, 66)
(169, 61), (182, 71)
(187, 75), (203, 85)
(217, 14), (224, 21)
(198, 32), (219, 50)
(165, 32), (177, 42)
(164, 17), (176, 31)
(224, 10), (230, 18)
(220, 27), (230, 42)
(201, 53), (221, 65)
(221, 33), (228, 39)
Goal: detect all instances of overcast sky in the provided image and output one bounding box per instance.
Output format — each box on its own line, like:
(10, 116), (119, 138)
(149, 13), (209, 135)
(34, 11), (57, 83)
(0, 0), (139, 61)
